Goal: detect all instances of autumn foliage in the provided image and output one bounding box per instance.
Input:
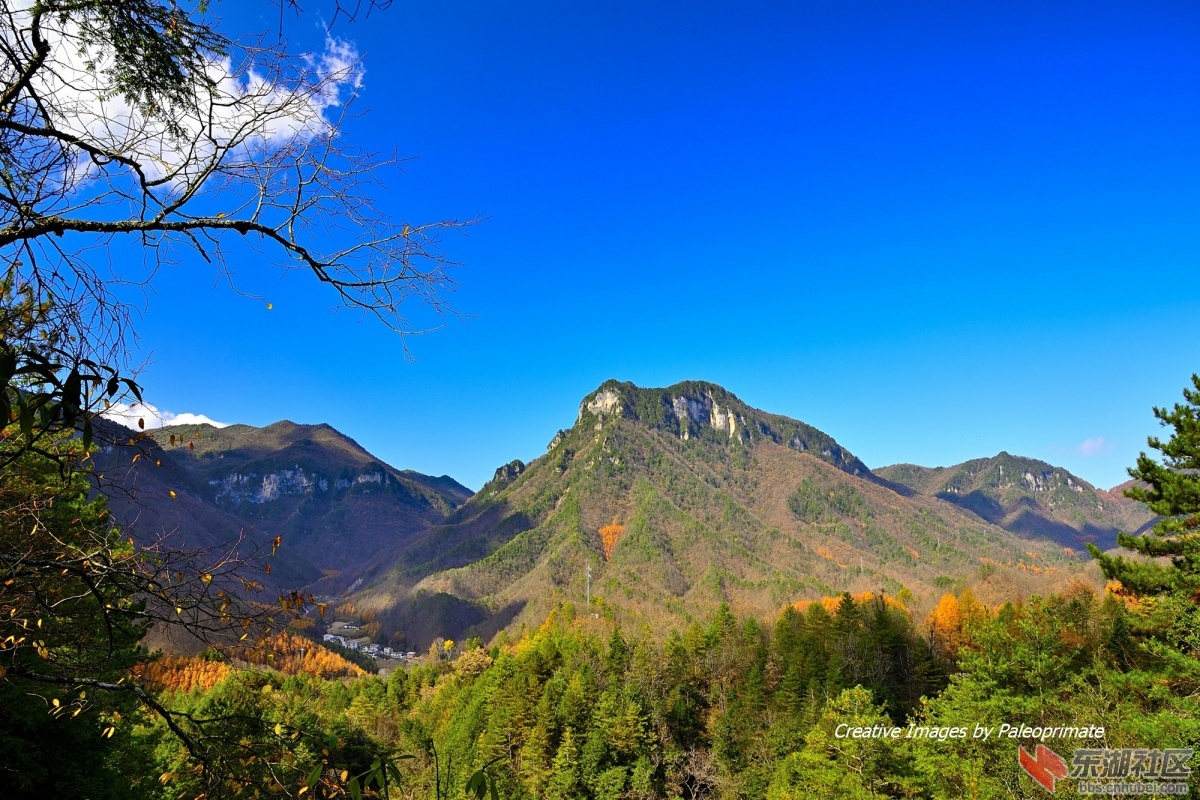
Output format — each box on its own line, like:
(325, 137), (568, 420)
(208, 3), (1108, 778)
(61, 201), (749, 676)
(927, 593), (964, 660)
(925, 587), (991, 661)
(600, 521), (625, 561)
(233, 631), (365, 679)
(793, 591), (905, 614)
(137, 656), (233, 695)
(138, 634), (364, 694)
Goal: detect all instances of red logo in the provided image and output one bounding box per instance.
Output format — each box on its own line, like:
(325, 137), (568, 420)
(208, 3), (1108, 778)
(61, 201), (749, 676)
(1019, 745), (1068, 793)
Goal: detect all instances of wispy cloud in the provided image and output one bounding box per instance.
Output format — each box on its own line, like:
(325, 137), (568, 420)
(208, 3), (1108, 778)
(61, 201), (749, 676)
(9, 4), (364, 188)
(1076, 436), (1112, 457)
(103, 403), (229, 431)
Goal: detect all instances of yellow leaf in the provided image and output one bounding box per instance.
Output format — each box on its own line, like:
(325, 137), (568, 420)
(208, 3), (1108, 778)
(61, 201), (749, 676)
(274, 723), (283, 736)
(201, 573), (212, 584)
(266, 303), (274, 310)
(51, 698), (60, 707)
(175, 607), (183, 615)
(340, 770), (349, 782)
(169, 490), (177, 500)
(159, 771), (175, 784)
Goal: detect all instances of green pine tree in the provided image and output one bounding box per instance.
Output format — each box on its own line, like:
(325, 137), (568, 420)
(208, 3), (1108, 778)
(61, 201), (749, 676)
(1090, 374), (1200, 597)
(1090, 374), (1200, 681)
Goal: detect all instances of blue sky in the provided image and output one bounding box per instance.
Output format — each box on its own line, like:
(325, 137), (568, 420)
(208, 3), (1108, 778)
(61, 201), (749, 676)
(123, 0), (1199, 491)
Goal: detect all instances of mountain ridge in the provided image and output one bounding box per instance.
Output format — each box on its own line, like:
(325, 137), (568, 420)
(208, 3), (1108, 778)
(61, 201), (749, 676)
(91, 417), (471, 593)
(94, 380), (1151, 652)
(876, 451), (1154, 550)
(346, 379), (1111, 649)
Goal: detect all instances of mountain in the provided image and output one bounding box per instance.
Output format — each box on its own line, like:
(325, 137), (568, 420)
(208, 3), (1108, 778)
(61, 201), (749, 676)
(349, 380), (1096, 648)
(91, 418), (471, 592)
(876, 453), (1154, 550)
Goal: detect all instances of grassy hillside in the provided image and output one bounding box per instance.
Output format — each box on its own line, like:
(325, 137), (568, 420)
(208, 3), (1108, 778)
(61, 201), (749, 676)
(352, 381), (1095, 648)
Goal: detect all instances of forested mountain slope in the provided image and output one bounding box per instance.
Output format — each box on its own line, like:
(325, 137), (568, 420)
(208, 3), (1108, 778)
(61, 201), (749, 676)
(350, 380), (1096, 647)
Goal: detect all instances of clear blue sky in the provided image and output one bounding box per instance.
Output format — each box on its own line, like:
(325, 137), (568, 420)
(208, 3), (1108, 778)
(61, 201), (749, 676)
(125, 0), (1199, 491)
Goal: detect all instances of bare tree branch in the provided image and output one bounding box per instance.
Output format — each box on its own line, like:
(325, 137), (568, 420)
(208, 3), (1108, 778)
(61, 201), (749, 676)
(0, 2), (473, 459)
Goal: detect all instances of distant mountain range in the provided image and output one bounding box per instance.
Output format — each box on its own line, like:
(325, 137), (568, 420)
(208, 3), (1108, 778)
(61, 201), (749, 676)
(93, 381), (1153, 650)
(876, 453), (1153, 550)
(91, 418), (470, 592)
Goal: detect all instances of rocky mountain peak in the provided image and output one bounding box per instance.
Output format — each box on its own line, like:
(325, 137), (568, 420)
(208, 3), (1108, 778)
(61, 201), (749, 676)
(568, 379), (874, 483)
(577, 380), (747, 437)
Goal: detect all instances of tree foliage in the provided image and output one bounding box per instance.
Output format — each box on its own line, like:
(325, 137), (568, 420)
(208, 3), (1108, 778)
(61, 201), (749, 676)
(1091, 374), (1200, 599)
(598, 521), (624, 562)
(0, 0), (471, 460)
(1090, 373), (1200, 690)
(0, 0), (474, 795)
(0, 433), (149, 797)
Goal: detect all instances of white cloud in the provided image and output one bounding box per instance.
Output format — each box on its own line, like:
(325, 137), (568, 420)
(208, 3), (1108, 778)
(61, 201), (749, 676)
(1076, 436), (1111, 457)
(7, 4), (363, 188)
(103, 402), (229, 431)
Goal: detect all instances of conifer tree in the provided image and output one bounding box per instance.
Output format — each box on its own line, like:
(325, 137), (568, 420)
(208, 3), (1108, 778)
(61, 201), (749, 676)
(1088, 375), (1200, 685)
(1090, 374), (1200, 599)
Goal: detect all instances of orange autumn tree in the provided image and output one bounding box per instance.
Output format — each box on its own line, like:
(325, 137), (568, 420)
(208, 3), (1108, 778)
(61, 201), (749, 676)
(599, 519), (625, 561)
(927, 593), (964, 661)
(927, 587), (990, 662)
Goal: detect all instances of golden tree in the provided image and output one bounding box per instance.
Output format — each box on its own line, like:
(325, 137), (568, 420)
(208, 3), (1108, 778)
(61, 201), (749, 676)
(600, 520), (625, 561)
(927, 593), (963, 661)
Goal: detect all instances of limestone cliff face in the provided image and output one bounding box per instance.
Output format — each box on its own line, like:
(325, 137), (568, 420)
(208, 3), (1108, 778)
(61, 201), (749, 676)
(574, 379), (870, 478)
(671, 392), (739, 440)
(582, 383), (742, 440)
(583, 388), (623, 418)
(208, 466), (388, 505)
